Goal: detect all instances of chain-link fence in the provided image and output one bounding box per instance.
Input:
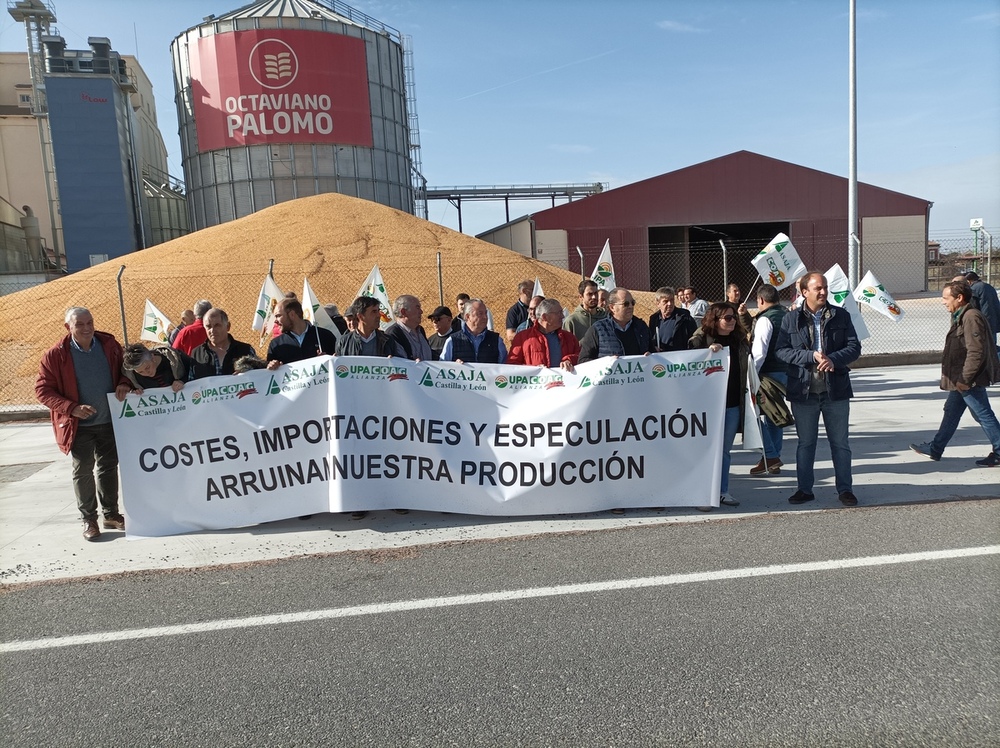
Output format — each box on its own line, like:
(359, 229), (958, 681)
(2, 229), (995, 413)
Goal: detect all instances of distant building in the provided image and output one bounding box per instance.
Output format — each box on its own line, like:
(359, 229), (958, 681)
(479, 151), (933, 295)
(0, 20), (187, 275)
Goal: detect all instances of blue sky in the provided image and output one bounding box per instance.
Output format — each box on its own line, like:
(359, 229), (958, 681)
(2, 0), (997, 240)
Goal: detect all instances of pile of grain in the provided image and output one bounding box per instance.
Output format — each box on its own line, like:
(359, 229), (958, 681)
(0, 192), (654, 406)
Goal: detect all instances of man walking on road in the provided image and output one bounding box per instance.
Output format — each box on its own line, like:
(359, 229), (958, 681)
(36, 307), (133, 541)
(776, 272), (862, 506)
(910, 281), (1000, 467)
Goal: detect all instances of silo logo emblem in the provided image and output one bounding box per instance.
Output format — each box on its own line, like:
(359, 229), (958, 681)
(248, 39), (299, 89)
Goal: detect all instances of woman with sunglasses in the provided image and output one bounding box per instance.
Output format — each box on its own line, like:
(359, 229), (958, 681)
(688, 302), (751, 510)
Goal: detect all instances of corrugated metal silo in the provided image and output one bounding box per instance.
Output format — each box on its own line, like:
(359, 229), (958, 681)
(171, 0), (414, 230)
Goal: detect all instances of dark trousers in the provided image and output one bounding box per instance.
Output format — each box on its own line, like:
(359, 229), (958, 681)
(70, 423), (120, 520)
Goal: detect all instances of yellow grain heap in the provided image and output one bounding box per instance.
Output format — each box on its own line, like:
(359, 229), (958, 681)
(0, 192), (654, 406)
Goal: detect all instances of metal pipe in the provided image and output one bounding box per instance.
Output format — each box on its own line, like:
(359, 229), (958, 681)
(576, 246), (585, 280)
(116, 265), (128, 345)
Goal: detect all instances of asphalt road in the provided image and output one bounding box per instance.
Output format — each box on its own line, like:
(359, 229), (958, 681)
(1, 500), (997, 747)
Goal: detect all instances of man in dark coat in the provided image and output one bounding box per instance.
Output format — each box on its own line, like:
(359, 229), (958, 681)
(775, 272), (861, 507)
(648, 286), (696, 353)
(36, 307), (133, 541)
(910, 281), (1000, 467)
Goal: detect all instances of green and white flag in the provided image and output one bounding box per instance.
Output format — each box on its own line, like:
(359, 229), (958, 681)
(253, 273), (283, 341)
(589, 239), (616, 291)
(357, 264), (394, 329)
(302, 277), (341, 340)
(824, 264), (870, 340)
(140, 299), (172, 343)
(853, 270), (905, 322)
(751, 233), (807, 291)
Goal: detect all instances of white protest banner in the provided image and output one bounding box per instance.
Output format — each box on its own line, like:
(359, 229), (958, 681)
(825, 264), (871, 340)
(140, 300), (172, 344)
(302, 277), (341, 340)
(590, 239), (616, 292)
(742, 356), (764, 451)
(357, 264), (393, 329)
(853, 270), (905, 321)
(252, 273), (283, 342)
(751, 233), (807, 291)
(111, 350), (729, 537)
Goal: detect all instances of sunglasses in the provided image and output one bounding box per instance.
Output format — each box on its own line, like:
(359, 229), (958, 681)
(614, 300), (635, 307)
(721, 315), (736, 322)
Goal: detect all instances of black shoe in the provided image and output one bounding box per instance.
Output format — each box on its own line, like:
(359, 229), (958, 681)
(788, 490), (815, 505)
(975, 451), (1000, 467)
(838, 490), (858, 506)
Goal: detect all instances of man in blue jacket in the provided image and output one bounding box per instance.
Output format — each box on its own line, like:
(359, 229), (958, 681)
(776, 272), (861, 506)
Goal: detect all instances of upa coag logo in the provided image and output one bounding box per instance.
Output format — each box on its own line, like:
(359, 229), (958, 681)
(190, 381), (259, 405)
(494, 375), (508, 389)
(596, 261), (613, 279)
(248, 38), (299, 90)
(652, 364), (666, 378)
(335, 365), (350, 379)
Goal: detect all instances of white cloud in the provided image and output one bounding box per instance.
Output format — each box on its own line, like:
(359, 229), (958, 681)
(967, 11), (1000, 26)
(656, 20), (705, 33)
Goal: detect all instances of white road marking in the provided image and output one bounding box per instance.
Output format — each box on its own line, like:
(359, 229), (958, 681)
(3, 545), (997, 653)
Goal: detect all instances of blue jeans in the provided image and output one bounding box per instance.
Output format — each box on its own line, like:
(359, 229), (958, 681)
(930, 387), (1000, 456)
(721, 406), (740, 494)
(791, 393), (852, 495)
(760, 371), (788, 459)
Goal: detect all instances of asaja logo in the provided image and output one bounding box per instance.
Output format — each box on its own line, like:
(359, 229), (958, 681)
(267, 376), (281, 395)
(652, 364), (666, 378)
(248, 38), (299, 90)
(579, 376), (593, 388)
(596, 261), (613, 279)
(420, 371), (434, 387)
(832, 290), (850, 304)
(335, 365), (350, 379)
(494, 375), (508, 389)
(119, 401), (136, 418)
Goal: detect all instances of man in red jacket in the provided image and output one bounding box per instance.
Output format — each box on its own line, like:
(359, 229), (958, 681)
(508, 298), (580, 371)
(36, 307), (133, 541)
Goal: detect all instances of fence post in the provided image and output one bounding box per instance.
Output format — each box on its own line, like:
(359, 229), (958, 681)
(437, 252), (443, 306)
(116, 265), (128, 345)
(719, 239), (728, 298)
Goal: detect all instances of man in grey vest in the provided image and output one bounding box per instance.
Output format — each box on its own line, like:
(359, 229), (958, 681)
(749, 284), (789, 475)
(441, 299), (507, 364)
(36, 307), (133, 541)
(578, 287), (650, 363)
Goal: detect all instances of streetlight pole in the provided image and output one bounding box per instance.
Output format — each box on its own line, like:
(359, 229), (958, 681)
(848, 0), (859, 288)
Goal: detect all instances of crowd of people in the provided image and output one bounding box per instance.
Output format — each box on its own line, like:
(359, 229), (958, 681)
(36, 270), (1000, 541)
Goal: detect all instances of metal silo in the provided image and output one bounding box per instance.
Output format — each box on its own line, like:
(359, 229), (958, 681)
(171, 0), (416, 230)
